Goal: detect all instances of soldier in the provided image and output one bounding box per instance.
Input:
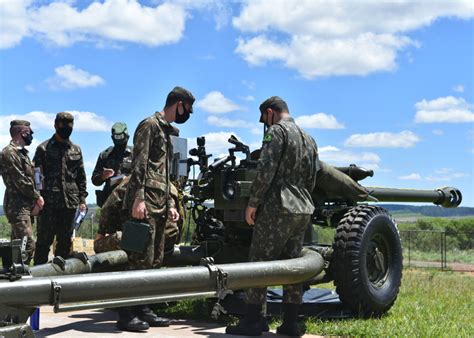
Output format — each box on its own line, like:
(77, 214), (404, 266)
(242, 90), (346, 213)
(33, 112), (88, 265)
(0, 120), (44, 264)
(92, 122), (132, 207)
(93, 177), (129, 254)
(226, 97), (319, 336)
(94, 177), (182, 255)
(117, 86), (195, 332)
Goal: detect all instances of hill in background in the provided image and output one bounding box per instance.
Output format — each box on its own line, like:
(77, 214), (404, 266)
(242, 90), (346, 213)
(1, 204), (473, 217)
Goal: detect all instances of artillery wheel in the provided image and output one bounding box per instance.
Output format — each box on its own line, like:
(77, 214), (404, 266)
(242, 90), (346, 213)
(331, 205), (402, 317)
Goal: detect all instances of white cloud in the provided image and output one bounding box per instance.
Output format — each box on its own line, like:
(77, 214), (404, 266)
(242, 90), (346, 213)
(399, 173), (422, 180)
(414, 96), (474, 123)
(432, 129), (444, 136)
(47, 64), (105, 90)
(0, 111), (112, 134)
(453, 85), (465, 93)
(236, 33), (415, 79)
(0, 0), (187, 49)
(232, 1), (473, 78)
(396, 168), (470, 182)
(207, 116), (255, 129)
(295, 113), (345, 129)
(196, 91), (241, 114)
(242, 95), (255, 102)
(319, 146), (381, 170)
(344, 130), (420, 148)
(426, 171), (469, 182)
(0, 0), (30, 49)
(241, 80), (255, 90)
(187, 131), (241, 158)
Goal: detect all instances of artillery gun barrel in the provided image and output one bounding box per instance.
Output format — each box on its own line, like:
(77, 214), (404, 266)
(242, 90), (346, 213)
(0, 249), (323, 309)
(366, 186), (462, 208)
(28, 250), (128, 277)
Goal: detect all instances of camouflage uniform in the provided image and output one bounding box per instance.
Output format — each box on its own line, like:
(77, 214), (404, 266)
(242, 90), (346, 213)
(94, 178), (182, 254)
(94, 177), (129, 253)
(122, 112), (175, 269)
(1, 139), (40, 264)
(246, 116), (319, 305)
(92, 145), (132, 206)
(33, 128), (88, 264)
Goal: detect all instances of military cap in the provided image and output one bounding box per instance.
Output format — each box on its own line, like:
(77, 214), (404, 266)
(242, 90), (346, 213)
(55, 112), (74, 124)
(170, 86), (195, 105)
(259, 96), (288, 122)
(10, 120), (31, 128)
(111, 122), (128, 136)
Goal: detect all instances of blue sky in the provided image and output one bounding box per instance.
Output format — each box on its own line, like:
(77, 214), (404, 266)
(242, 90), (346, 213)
(1, 0), (473, 206)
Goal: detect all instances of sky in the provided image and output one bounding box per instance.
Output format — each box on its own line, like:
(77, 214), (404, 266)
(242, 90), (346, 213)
(0, 0), (473, 207)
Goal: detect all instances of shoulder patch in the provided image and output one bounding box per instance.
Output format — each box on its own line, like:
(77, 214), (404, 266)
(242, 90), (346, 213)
(263, 134), (273, 142)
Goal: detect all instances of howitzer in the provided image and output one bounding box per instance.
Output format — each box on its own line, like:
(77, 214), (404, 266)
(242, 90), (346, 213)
(0, 135), (463, 336)
(184, 135), (463, 316)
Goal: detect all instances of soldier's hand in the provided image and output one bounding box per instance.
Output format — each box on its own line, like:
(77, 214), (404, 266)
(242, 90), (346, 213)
(102, 168), (115, 180)
(132, 197), (148, 220)
(245, 206), (257, 226)
(169, 208), (180, 222)
(31, 204), (41, 216)
(36, 196), (45, 209)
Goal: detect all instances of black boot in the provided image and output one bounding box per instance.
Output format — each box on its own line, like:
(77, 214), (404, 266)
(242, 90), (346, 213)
(135, 305), (170, 327)
(116, 307), (149, 332)
(276, 303), (303, 336)
(226, 304), (263, 336)
(261, 316), (269, 332)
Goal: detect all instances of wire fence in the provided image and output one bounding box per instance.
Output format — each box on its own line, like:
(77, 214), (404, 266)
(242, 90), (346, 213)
(399, 230), (474, 272)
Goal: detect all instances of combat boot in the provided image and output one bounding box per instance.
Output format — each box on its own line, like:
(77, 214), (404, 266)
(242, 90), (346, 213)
(135, 305), (170, 327)
(116, 307), (149, 332)
(225, 303), (262, 336)
(276, 303), (304, 337)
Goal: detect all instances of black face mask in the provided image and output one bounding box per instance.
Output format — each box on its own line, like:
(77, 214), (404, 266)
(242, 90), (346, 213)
(112, 134), (129, 148)
(261, 110), (274, 129)
(57, 126), (73, 139)
(175, 104), (191, 124)
(22, 132), (33, 146)
(113, 136), (129, 148)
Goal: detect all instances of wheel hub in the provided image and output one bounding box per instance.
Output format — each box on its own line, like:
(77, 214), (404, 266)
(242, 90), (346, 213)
(366, 235), (390, 288)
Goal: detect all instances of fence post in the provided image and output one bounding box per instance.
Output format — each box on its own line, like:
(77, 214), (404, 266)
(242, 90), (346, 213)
(91, 214), (95, 240)
(408, 230), (411, 267)
(440, 231), (444, 271)
(443, 231), (447, 270)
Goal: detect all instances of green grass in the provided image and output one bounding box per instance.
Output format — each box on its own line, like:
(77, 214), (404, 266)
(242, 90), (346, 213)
(304, 269), (473, 336)
(407, 249), (474, 264)
(159, 269), (474, 336)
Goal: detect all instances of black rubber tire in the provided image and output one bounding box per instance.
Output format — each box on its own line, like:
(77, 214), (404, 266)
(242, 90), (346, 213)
(331, 205), (403, 317)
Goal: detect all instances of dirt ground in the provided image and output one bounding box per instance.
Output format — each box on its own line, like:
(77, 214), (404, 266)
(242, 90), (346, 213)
(35, 306), (323, 338)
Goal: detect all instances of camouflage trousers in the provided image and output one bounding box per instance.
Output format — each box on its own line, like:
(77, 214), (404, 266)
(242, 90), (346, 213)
(127, 214), (167, 270)
(34, 207), (76, 265)
(94, 231), (122, 253)
(7, 212), (35, 265)
(246, 212), (310, 305)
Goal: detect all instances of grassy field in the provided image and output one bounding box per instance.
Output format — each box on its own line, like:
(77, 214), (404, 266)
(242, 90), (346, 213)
(158, 269), (474, 336)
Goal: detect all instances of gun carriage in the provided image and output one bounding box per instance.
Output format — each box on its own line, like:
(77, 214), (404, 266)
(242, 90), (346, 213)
(0, 135), (462, 336)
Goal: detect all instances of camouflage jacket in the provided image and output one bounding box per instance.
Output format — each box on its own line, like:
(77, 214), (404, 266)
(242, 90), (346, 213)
(98, 176), (130, 235)
(92, 145), (132, 199)
(123, 112), (175, 215)
(1, 141), (40, 220)
(33, 135), (88, 209)
(248, 117), (319, 215)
